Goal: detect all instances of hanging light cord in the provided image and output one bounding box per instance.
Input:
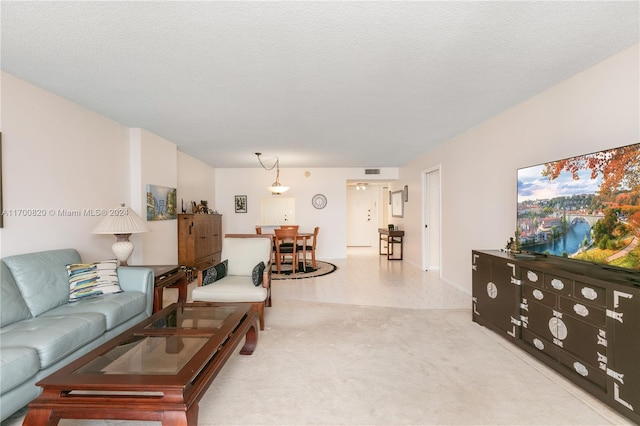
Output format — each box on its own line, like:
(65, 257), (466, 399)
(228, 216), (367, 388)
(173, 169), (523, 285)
(255, 152), (279, 171)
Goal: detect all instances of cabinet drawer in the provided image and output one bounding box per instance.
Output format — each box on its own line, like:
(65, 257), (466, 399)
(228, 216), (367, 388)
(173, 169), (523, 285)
(573, 281), (606, 307)
(557, 350), (607, 391)
(522, 328), (557, 360)
(544, 274), (572, 296)
(523, 284), (556, 309)
(195, 255), (216, 271)
(522, 268), (544, 288)
(559, 296), (606, 327)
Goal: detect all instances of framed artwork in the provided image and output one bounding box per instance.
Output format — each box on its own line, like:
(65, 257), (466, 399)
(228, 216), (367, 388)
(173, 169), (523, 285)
(146, 184), (177, 220)
(391, 190), (404, 218)
(235, 195), (247, 213)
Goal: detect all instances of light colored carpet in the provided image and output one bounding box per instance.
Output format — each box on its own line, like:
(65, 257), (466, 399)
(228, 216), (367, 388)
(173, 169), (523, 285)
(2, 299), (631, 425)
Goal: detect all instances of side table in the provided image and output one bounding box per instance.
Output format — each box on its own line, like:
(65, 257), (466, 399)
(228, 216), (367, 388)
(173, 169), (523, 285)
(139, 265), (189, 313)
(378, 228), (405, 260)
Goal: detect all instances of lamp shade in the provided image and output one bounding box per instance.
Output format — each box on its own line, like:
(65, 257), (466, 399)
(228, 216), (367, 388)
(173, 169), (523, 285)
(92, 205), (150, 234)
(92, 205), (150, 266)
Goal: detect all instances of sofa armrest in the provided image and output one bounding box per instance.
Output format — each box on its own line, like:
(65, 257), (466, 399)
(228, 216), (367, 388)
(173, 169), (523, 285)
(117, 267), (154, 316)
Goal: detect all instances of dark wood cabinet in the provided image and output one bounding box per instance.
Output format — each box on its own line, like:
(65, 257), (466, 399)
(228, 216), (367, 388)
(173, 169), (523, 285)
(472, 250), (639, 424)
(178, 214), (222, 270)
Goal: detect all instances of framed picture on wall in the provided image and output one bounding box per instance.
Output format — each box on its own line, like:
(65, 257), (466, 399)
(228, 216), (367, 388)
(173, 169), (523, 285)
(235, 195), (247, 213)
(146, 184), (177, 220)
(391, 190), (404, 218)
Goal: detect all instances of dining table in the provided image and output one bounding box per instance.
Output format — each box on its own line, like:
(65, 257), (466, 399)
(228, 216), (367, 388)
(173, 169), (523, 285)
(267, 231), (314, 272)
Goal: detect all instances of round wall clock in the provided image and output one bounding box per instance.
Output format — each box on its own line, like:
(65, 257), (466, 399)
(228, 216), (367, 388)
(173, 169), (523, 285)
(312, 194), (327, 209)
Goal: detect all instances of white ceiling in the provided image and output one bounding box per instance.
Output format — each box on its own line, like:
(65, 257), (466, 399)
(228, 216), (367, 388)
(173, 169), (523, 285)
(1, 1), (638, 168)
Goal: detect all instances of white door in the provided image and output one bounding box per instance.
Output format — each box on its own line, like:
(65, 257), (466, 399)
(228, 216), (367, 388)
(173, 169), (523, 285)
(347, 187), (378, 246)
(423, 167), (441, 271)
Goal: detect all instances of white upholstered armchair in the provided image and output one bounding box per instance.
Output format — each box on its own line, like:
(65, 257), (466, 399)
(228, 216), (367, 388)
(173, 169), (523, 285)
(191, 235), (273, 330)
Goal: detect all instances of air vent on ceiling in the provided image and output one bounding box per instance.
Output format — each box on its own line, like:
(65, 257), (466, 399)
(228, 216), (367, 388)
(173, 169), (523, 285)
(364, 168), (380, 175)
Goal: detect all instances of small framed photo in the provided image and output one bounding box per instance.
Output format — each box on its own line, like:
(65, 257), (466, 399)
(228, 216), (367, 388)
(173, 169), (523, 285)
(235, 195), (247, 213)
(391, 190), (404, 218)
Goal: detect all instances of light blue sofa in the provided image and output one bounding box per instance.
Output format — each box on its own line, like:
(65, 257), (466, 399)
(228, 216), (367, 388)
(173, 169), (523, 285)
(0, 248), (154, 421)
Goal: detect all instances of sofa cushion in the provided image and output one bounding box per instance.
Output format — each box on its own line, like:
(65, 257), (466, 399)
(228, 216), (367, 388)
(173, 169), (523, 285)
(201, 260), (228, 286)
(0, 262), (32, 327)
(42, 291), (146, 331)
(0, 312), (105, 368)
(3, 249), (81, 317)
(67, 260), (122, 301)
(0, 347), (40, 394)
(221, 237), (272, 276)
(252, 261), (265, 286)
(192, 275), (268, 303)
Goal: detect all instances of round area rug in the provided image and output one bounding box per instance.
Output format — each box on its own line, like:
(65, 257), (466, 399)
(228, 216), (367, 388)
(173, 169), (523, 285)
(272, 260), (337, 280)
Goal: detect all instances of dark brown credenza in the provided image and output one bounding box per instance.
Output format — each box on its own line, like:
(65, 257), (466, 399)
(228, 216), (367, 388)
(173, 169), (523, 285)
(471, 250), (640, 424)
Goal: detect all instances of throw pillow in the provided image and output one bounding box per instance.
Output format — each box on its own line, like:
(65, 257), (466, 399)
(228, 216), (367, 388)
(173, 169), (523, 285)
(201, 259), (228, 286)
(67, 259), (122, 302)
(252, 261), (266, 286)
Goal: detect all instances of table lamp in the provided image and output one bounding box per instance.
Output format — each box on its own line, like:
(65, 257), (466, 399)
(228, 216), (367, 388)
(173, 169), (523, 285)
(92, 204), (151, 266)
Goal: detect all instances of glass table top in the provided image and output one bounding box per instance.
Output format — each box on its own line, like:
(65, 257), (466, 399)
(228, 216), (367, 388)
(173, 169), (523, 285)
(72, 304), (243, 376)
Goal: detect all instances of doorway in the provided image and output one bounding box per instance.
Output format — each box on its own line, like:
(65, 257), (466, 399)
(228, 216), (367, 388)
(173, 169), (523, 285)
(347, 184), (380, 247)
(422, 166), (441, 272)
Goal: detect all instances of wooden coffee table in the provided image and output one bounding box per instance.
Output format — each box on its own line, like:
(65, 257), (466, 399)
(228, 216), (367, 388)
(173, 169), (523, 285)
(23, 302), (258, 425)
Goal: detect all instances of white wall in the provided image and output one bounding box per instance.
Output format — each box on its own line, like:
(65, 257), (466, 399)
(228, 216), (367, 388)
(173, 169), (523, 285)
(0, 72), (128, 261)
(0, 72), (215, 264)
(400, 44), (640, 294)
(215, 167), (398, 259)
(177, 151), (215, 214)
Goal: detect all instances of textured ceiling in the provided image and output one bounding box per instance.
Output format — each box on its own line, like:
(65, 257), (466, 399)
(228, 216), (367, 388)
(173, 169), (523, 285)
(1, 1), (638, 168)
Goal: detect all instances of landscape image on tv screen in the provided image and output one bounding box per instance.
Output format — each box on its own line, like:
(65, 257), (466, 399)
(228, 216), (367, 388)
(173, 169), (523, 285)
(517, 143), (640, 272)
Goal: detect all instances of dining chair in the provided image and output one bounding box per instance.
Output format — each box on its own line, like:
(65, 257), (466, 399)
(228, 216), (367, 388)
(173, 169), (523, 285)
(298, 227), (319, 269)
(255, 226), (262, 234)
(273, 228), (298, 274)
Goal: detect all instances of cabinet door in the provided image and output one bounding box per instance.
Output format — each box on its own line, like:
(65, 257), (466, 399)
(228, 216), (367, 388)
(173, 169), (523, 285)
(193, 218), (210, 260)
(472, 253), (520, 339)
(608, 286), (640, 421)
(491, 260), (521, 338)
(472, 253), (492, 325)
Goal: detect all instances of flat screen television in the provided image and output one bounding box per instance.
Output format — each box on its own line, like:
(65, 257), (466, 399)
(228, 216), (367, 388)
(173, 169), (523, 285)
(517, 142), (640, 272)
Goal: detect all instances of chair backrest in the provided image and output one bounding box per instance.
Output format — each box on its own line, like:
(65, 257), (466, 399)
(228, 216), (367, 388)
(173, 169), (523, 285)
(255, 226), (262, 234)
(279, 225), (299, 231)
(311, 226), (320, 249)
(221, 236), (272, 276)
(274, 228), (298, 254)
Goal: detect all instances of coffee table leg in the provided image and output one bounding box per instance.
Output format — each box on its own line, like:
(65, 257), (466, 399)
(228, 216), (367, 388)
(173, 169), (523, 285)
(162, 405), (198, 426)
(23, 408), (59, 425)
(239, 317), (259, 355)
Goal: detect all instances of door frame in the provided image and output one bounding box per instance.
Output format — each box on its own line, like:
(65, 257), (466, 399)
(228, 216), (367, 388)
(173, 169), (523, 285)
(422, 165), (442, 275)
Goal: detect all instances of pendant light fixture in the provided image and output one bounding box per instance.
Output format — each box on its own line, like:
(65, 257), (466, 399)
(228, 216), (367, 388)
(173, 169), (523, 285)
(255, 152), (289, 195)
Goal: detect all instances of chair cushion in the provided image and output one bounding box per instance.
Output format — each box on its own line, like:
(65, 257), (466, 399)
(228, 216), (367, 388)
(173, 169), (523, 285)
(192, 276), (267, 303)
(3, 249), (81, 317)
(67, 260), (122, 302)
(252, 262), (265, 286)
(221, 237), (272, 276)
(0, 347), (40, 394)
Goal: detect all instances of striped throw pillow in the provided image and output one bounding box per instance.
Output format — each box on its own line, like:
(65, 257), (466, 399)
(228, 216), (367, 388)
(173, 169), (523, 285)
(67, 260), (122, 301)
